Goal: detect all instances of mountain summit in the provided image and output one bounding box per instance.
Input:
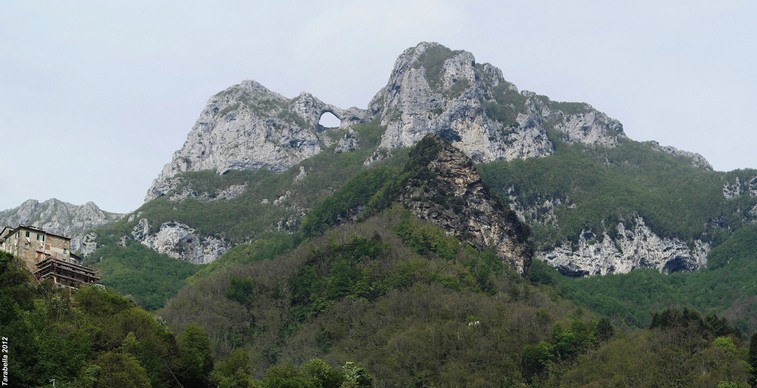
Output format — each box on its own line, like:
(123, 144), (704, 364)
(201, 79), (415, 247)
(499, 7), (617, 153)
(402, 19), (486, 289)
(146, 42), (627, 201)
(145, 81), (372, 201)
(110, 41), (735, 274)
(367, 42), (624, 163)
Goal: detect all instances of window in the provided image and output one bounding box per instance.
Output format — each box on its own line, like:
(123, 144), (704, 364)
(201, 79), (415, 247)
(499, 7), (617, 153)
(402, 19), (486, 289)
(37, 234), (45, 242)
(25, 231), (30, 238)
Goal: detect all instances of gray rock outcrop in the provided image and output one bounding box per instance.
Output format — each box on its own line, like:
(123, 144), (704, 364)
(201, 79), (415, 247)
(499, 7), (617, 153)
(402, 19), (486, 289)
(0, 199), (122, 253)
(723, 175), (757, 199)
(145, 81), (371, 201)
(129, 218), (228, 264)
(538, 216), (709, 276)
(367, 42), (625, 164)
(399, 135), (532, 274)
(649, 141), (713, 170)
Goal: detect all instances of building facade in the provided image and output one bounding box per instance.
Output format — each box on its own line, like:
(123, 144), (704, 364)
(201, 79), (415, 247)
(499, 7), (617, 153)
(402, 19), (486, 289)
(0, 225), (99, 287)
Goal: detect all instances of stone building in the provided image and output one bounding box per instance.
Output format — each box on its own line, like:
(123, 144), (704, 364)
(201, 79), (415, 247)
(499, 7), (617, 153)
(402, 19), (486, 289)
(0, 225), (99, 287)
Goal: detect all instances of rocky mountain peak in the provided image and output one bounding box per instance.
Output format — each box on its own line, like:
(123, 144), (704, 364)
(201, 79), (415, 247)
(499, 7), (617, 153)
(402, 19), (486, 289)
(145, 80), (372, 201)
(399, 134), (532, 274)
(367, 42), (626, 165)
(0, 198), (122, 253)
(146, 42), (631, 202)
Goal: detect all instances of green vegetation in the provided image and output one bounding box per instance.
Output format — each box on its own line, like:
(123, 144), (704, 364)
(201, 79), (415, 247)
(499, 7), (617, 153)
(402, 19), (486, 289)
(86, 120), (395, 309)
(0, 251), (376, 387)
(547, 100), (594, 115)
(479, 138), (755, 248)
(413, 44), (463, 91)
(84, 242), (202, 310)
(157, 207), (601, 384)
(530, 223), (757, 333)
(561, 307), (750, 387)
(0, 251), (207, 387)
(481, 83), (528, 126)
(301, 166), (397, 237)
(156, 206), (754, 385)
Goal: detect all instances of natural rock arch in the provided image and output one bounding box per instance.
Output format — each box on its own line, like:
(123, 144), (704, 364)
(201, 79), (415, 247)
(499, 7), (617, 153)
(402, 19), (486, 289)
(318, 110), (341, 128)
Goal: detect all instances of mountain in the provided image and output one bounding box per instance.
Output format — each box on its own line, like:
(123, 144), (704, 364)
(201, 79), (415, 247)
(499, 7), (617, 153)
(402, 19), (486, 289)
(122, 42), (736, 276)
(82, 42), (757, 309)
(145, 81), (372, 202)
(0, 198), (122, 253)
(107, 43), (630, 266)
(4, 42), (755, 386)
(146, 42), (627, 202)
(366, 42), (624, 163)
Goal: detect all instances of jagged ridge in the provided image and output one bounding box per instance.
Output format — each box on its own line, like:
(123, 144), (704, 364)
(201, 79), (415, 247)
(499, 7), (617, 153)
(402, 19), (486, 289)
(127, 41), (728, 273)
(0, 198), (122, 253)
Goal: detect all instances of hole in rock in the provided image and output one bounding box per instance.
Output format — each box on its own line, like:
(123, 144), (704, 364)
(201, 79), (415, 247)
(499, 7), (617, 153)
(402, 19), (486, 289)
(318, 111), (341, 128)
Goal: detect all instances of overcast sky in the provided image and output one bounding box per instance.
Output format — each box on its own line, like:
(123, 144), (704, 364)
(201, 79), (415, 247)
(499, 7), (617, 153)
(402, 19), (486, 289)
(1, 1), (755, 213)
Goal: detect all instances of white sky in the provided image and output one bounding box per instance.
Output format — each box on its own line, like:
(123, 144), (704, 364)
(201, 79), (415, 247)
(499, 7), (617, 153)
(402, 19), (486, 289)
(1, 1), (755, 213)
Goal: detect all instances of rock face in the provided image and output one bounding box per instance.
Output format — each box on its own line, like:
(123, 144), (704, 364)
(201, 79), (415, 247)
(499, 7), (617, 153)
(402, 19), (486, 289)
(649, 141), (713, 170)
(129, 218), (228, 264)
(147, 42), (626, 203)
(723, 175), (757, 199)
(0, 199), (122, 253)
(134, 41), (718, 273)
(399, 135), (532, 274)
(145, 81), (372, 201)
(367, 42), (625, 164)
(538, 216), (709, 276)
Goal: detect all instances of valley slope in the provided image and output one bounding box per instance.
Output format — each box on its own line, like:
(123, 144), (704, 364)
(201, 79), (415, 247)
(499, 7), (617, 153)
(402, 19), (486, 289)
(81, 42), (756, 301)
(3, 41), (757, 386)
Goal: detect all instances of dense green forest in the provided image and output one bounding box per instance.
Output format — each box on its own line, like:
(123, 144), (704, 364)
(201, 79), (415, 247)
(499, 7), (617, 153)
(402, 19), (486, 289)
(157, 202), (756, 386)
(479, 137), (756, 249)
(59, 124), (757, 385)
(0, 251), (375, 387)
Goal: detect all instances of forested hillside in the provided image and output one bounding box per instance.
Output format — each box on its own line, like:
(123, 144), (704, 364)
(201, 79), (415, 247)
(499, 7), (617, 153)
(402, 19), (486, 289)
(153, 137), (756, 385)
(0, 251), (375, 387)
(16, 41), (755, 386)
(156, 206), (756, 386)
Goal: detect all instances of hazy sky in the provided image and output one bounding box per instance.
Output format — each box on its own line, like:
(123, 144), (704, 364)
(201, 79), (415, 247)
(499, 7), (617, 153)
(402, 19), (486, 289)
(1, 1), (755, 213)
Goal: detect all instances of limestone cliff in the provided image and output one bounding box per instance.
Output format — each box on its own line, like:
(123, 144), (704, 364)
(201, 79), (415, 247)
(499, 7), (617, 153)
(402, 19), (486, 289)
(128, 218), (228, 264)
(0, 199), (122, 254)
(145, 80), (371, 201)
(367, 42), (625, 164)
(399, 135), (532, 274)
(133, 41), (722, 272)
(537, 216), (709, 276)
(147, 42), (627, 203)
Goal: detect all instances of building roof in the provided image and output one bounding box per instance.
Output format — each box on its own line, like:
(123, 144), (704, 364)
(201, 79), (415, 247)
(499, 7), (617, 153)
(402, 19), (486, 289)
(3, 225), (70, 241)
(0, 226), (13, 239)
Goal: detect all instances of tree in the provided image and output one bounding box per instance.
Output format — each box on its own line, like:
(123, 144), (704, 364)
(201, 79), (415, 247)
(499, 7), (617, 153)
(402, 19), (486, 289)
(211, 348), (256, 388)
(261, 362), (312, 388)
(91, 352), (151, 388)
(301, 358), (344, 388)
(341, 361), (373, 388)
(595, 316), (615, 342)
(177, 323), (215, 387)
